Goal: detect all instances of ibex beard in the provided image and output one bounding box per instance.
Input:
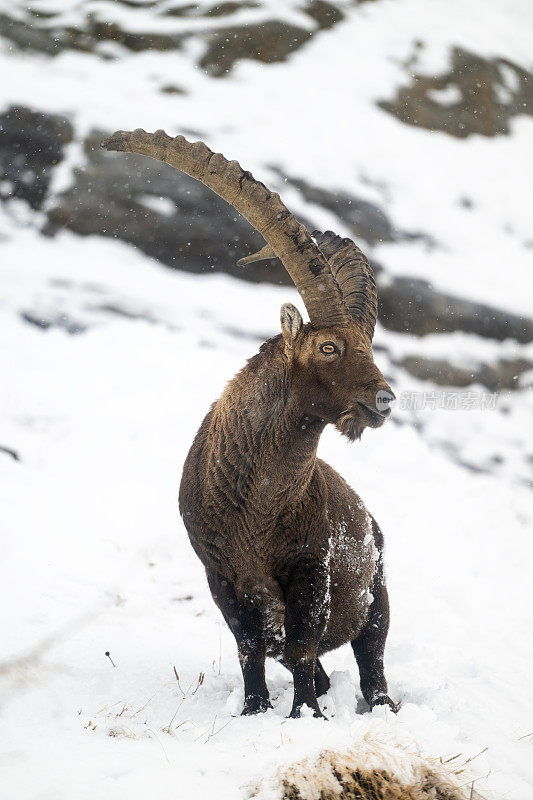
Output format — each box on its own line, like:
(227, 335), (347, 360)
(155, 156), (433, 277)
(102, 128), (399, 719)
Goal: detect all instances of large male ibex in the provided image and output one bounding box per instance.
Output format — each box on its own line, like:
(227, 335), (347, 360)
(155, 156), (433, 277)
(102, 129), (398, 718)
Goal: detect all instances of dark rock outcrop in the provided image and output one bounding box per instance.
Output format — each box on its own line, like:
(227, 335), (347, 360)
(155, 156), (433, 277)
(271, 169), (430, 246)
(271, 169), (396, 246)
(378, 275), (533, 343)
(199, 1), (347, 76)
(0, 12), (65, 56)
(305, 1), (345, 29)
(0, 106), (73, 209)
(379, 47), (533, 138)
(0, 10), (186, 56)
(20, 310), (87, 335)
(396, 354), (533, 391)
(0, 1), (345, 72)
(43, 127), (533, 344)
(2, 106), (532, 347)
(199, 21), (313, 77)
(45, 130), (276, 283)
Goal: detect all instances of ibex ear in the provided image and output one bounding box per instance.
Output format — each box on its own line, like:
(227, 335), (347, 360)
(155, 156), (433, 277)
(280, 303), (303, 351)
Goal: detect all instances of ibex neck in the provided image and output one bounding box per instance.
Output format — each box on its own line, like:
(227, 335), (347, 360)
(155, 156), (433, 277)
(207, 337), (324, 516)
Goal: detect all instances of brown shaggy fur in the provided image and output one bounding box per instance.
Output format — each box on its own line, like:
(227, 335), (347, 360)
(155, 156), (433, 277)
(180, 309), (396, 718)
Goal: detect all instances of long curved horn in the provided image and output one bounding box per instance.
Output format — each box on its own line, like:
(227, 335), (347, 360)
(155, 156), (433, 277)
(101, 129), (351, 328)
(312, 230), (378, 342)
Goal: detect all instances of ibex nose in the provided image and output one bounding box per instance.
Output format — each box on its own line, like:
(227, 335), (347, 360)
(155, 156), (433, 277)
(375, 388), (396, 417)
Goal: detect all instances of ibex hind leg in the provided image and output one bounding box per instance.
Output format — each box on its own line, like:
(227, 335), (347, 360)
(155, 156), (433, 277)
(206, 569), (272, 715)
(351, 520), (400, 714)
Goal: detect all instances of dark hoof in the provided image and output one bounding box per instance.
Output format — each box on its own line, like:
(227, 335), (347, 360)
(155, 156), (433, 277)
(370, 694), (401, 714)
(288, 704), (327, 720)
(241, 696), (272, 715)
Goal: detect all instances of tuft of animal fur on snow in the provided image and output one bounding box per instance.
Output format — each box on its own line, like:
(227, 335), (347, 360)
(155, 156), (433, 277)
(251, 738), (486, 800)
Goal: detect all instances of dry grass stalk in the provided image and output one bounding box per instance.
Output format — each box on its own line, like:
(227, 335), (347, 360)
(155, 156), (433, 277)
(253, 739), (489, 800)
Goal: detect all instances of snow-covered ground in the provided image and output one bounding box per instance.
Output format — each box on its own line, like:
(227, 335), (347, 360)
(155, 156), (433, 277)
(1, 0), (532, 797)
(0, 224), (532, 799)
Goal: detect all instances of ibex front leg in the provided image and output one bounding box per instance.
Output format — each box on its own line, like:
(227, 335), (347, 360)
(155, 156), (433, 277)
(206, 570), (271, 714)
(281, 558), (329, 719)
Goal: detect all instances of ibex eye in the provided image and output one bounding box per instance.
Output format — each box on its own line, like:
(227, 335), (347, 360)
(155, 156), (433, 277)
(320, 342), (337, 354)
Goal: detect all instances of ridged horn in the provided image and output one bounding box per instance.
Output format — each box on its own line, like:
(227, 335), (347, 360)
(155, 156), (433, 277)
(101, 129), (351, 328)
(313, 230), (378, 342)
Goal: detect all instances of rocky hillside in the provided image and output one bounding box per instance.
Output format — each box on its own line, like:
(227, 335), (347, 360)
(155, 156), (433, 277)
(1, 0), (532, 473)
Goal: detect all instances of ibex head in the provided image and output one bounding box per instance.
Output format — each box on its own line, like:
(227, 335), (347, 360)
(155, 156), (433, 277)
(279, 303), (393, 442)
(101, 129), (394, 440)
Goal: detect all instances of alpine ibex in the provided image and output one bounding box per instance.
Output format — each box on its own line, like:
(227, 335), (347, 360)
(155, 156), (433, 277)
(102, 129), (398, 719)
